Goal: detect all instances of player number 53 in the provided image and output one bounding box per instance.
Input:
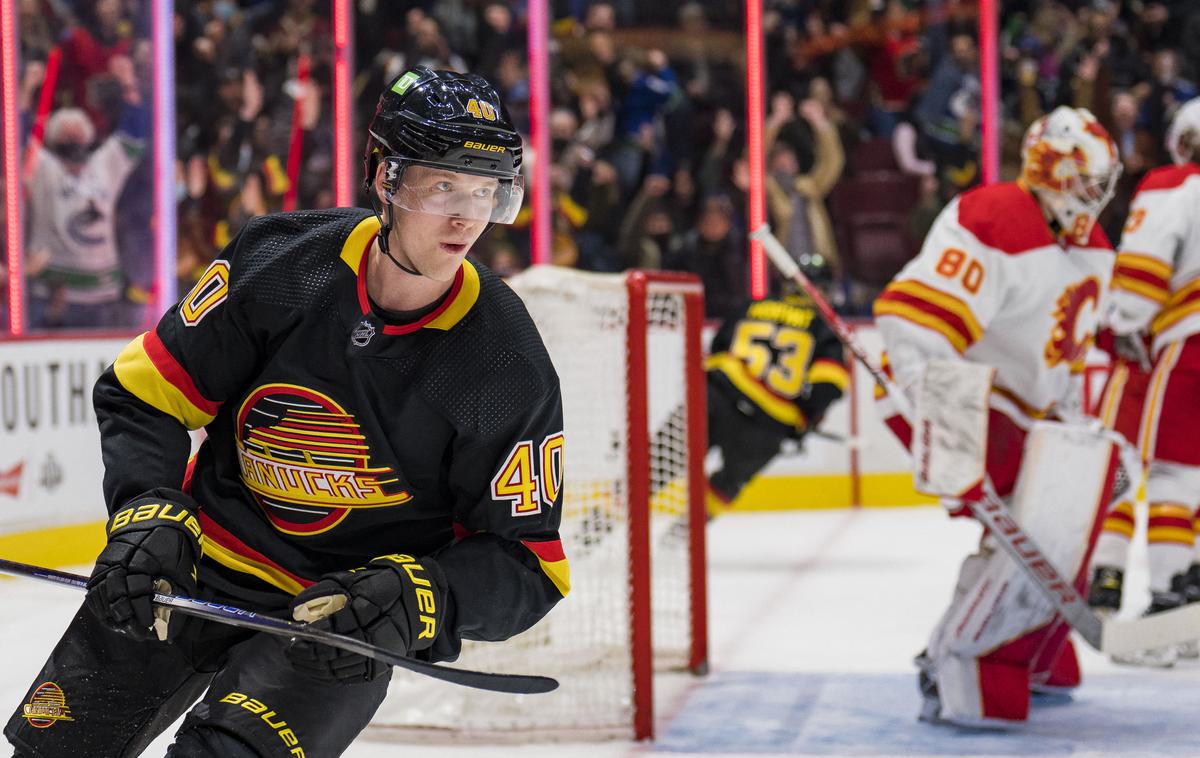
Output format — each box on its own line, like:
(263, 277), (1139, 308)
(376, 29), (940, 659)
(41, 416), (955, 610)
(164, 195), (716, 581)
(730, 321), (815, 398)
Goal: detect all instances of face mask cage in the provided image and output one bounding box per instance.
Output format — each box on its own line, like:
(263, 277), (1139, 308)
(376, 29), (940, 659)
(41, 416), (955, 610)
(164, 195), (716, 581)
(1068, 162), (1121, 210)
(1042, 159), (1120, 240)
(1053, 160), (1120, 236)
(382, 158), (524, 224)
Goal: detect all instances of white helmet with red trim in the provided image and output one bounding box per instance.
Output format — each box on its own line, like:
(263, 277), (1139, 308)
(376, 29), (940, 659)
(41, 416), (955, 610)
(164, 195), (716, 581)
(1167, 97), (1200, 165)
(1020, 106), (1121, 243)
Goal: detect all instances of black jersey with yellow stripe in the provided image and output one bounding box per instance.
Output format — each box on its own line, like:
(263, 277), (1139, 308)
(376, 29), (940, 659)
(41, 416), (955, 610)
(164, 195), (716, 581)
(94, 207), (567, 661)
(706, 295), (848, 433)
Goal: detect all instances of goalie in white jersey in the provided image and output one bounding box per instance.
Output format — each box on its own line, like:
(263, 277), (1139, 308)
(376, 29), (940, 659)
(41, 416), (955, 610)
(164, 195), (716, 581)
(874, 106), (1122, 728)
(1089, 97), (1200, 665)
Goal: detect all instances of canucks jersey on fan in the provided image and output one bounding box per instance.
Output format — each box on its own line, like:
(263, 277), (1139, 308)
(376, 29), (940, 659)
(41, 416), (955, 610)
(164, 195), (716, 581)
(94, 207), (569, 661)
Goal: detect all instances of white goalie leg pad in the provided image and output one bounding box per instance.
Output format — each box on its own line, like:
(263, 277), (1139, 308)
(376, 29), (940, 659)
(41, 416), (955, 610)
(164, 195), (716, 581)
(1007, 422), (1117, 577)
(912, 359), (995, 498)
(928, 421), (1117, 726)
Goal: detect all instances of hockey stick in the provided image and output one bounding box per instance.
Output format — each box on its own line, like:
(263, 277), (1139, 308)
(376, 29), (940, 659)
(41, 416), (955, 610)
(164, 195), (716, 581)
(750, 224), (1200, 655)
(0, 558), (557, 695)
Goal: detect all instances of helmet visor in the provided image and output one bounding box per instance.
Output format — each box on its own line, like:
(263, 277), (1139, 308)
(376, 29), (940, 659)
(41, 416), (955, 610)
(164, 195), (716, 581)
(389, 163), (524, 224)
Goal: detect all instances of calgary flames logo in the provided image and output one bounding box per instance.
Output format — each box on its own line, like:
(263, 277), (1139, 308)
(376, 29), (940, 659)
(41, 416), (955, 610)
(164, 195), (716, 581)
(236, 384), (412, 536)
(1044, 277), (1101, 369)
(1023, 142), (1088, 192)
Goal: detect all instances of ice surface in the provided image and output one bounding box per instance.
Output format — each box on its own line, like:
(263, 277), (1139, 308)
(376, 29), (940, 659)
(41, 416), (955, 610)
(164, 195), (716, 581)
(2, 507), (1195, 757)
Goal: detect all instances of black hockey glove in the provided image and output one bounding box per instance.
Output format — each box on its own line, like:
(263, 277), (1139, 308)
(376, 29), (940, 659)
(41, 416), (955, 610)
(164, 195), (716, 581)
(287, 553), (448, 683)
(86, 489), (203, 642)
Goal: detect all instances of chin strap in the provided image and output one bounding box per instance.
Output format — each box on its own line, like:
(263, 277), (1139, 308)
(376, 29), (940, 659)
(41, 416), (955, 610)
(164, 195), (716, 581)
(371, 190), (423, 277)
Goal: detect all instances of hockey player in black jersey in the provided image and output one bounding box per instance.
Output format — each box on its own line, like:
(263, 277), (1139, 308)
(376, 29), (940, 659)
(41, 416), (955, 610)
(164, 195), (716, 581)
(6, 68), (569, 758)
(703, 268), (849, 515)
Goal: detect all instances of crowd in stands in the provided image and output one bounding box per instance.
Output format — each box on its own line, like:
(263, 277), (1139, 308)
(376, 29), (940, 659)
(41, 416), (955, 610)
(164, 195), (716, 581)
(5, 0), (1200, 331)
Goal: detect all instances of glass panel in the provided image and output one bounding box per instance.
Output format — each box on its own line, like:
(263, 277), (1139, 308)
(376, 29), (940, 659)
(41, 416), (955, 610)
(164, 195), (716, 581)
(16, 1), (157, 332)
(175, 1), (339, 300)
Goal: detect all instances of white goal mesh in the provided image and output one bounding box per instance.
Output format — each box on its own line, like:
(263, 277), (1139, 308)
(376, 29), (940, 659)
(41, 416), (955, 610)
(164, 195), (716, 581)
(366, 266), (708, 742)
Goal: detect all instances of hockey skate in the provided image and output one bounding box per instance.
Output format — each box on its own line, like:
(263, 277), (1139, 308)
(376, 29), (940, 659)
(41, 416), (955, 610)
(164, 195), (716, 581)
(1110, 588), (1185, 668)
(1030, 638), (1079, 700)
(1175, 565), (1200, 659)
(1086, 566), (1123, 618)
(914, 650), (942, 724)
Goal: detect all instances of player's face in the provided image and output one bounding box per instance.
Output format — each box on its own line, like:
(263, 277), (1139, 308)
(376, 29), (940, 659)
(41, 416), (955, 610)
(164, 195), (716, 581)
(380, 164), (490, 282)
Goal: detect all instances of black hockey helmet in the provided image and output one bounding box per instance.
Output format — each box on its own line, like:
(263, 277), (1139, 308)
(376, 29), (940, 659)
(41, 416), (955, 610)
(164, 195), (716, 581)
(779, 252), (835, 302)
(365, 67), (524, 224)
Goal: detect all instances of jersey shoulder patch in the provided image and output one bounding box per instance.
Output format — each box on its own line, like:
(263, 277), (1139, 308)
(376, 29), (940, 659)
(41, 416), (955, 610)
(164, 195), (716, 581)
(1134, 163), (1200, 194)
(956, 182), (1055, 255)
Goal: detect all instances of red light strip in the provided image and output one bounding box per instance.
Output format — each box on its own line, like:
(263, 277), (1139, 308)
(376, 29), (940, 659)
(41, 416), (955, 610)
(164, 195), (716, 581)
(527, 0), (551, 265)
(1, 0), (24, 335)
(283, 54), (311, 212)
(744, 0), (767, 299)
(332, 0), (353, 207)
(979, 0), (999, 185)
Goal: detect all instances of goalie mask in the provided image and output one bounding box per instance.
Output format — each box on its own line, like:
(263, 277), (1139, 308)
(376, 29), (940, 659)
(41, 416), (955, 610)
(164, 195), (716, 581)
(1020, 106), (1120, 244)
(1166, 97), (1200, 166)
(365, 67), (524, 225)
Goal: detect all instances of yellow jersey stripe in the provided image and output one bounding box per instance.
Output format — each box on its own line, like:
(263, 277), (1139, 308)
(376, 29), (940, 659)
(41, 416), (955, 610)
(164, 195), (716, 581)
(808, 360), (850, 391)
(1147, 526), (1195, 546)
(202, 539), (307, 595)
(1113, 275), (1170, 304)
(425, 261), (481, 331)
(535, 556), (571, 597)
(340, 215), (381, 272)
(884, 280), (984, 342)
(707, 353), (805, 428)
(874, 300), (970, 353)
(1115, 252), (1172, 280)
(113, 334), (217, 430)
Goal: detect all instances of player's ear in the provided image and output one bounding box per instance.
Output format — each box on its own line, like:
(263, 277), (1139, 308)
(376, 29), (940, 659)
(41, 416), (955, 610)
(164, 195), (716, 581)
(374, 161), (392, 206)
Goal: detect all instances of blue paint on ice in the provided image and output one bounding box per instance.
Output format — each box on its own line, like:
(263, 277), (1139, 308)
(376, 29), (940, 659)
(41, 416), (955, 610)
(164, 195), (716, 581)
(655, 671), (1200, 756)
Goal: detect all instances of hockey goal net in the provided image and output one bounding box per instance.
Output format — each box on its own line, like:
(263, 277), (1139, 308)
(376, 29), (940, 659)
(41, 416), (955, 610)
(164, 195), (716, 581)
(366, 266), (709, 742)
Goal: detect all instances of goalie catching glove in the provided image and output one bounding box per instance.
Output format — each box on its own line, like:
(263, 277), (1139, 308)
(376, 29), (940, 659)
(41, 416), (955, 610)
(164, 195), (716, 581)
(85, 489), (203, 642)
(287, 554), (448, 683)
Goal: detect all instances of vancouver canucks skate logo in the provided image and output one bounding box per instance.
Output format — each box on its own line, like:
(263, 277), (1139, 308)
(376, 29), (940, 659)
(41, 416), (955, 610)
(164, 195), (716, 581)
(351, 319), (376, 347)
(235, 384), (412, 536)
(22, 682), (73, 728)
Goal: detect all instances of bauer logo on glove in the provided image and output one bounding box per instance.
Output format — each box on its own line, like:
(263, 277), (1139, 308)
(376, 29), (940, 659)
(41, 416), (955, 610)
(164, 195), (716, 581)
(85, 489), (204, 642)
(286, 553), (448, 683)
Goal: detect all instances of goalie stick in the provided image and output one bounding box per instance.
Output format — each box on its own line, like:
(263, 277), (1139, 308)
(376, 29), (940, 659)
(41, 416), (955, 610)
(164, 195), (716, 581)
(750, 224), (1200, 656)
(0, 558), (558, 695)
